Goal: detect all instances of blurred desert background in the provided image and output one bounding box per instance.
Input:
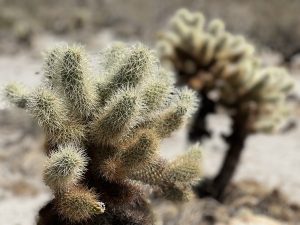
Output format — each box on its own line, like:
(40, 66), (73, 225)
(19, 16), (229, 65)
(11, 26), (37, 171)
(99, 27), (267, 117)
(1, 0), (300, 225)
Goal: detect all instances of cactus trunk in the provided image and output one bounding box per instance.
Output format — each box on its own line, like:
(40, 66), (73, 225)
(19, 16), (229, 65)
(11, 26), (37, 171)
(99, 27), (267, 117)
(189, 91), (215, 142)
(196, 111), (249, 200)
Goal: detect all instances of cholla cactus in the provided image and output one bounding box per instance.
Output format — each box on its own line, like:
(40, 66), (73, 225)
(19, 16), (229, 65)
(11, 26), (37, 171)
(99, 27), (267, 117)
(157, 8), (256, 91)
(5, 43), (202, 225)
(158, 9), (293, 200)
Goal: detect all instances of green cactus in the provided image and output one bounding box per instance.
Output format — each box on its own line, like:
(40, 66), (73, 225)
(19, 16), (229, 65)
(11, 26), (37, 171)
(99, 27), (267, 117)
(158, 9), (293, 200)
(5, 43), (202, 225)
(43, 144), (88, 192)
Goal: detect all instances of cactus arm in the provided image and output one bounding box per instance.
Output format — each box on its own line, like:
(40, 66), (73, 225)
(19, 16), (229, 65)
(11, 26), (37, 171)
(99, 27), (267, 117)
(4, 83), (29, 108)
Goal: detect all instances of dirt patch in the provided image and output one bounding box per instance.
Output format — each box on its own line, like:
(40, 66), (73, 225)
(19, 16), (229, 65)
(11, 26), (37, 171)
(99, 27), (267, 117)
(154, 180), (300, 225)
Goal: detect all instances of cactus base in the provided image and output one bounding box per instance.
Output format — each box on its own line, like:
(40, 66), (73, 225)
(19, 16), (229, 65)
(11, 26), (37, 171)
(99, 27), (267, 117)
(38, 197), (153, 225)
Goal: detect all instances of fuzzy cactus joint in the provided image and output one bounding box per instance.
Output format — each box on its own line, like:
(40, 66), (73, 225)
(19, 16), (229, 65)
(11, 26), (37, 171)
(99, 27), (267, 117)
(157, 9), (294, 200)
(5, 43), (202, 225)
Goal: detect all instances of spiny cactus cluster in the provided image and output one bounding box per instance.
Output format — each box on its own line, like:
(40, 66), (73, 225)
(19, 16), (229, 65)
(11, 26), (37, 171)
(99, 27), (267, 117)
(158, 8), (293, 133)
(5, 43), (202, 225)
(157, 8), (294, 200)
(157, 9), (255, 89)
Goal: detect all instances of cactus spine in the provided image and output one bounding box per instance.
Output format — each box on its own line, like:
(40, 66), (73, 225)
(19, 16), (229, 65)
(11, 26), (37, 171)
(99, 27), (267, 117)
(158, 9), (293, 200)
(6, 43), (202, 225)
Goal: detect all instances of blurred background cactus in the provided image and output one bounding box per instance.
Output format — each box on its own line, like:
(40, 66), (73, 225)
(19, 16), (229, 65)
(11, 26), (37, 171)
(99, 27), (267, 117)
(5, 43), (202, 225)
(158, 9), (294, 200)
